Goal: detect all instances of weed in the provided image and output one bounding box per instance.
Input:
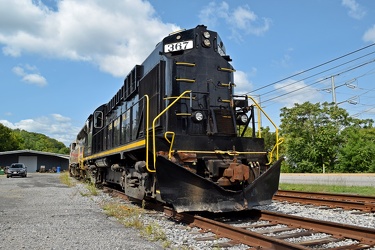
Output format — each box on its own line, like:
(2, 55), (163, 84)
(59, 172), (76, 187)
(102, 202), (171, 247)
(102, 202), (144, 228)
(85, 183), (98, 196)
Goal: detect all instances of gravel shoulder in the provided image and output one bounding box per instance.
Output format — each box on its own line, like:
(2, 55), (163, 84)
(0, 173), (163, 250)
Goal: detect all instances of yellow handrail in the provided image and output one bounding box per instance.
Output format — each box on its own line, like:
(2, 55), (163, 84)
(175, 78), (196, 83)
(247, 95), (282, 163)
(152, 90), (192, 171)
(177, 150), (268, 155)
(218, 67), (236, 72)
(164, 131), (175, 160)
(268, 138), (284, 165)
(176, 62), (196, 67)
(144, 95), (150, 172)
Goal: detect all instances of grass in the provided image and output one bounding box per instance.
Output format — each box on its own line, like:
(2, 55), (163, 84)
(103, 202), (145, 228)
(102, 202), (171, 247)
(279, 183), (375, 196)
(84, 183), (99, 196)
(59, 172), (76, 187)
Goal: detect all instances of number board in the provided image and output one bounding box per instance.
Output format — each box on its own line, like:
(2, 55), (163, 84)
(164, 40), (193, 53)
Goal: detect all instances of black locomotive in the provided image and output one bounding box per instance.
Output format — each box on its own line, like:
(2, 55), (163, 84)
(69, 25), (283, 212)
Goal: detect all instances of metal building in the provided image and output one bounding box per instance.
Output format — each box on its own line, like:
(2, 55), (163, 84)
(0, 150), (69, 173)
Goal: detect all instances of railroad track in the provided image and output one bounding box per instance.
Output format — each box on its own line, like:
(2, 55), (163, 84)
(104, 186), (375, 249)
(274, 190), (375, 212)
(164, 208), (375, 249)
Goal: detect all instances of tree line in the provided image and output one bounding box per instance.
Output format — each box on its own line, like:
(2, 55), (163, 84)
(265, 102), (374, 173)
(0, 124), (69, 154)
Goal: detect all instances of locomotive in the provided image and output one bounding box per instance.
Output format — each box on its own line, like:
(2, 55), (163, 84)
(69, 25), (283, 212)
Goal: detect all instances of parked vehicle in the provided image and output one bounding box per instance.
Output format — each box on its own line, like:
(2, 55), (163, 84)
(7, 163), (27, 178)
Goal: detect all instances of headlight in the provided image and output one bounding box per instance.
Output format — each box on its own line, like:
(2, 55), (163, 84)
(236, 113), (248, 125)
(203, 39), (211, 47)
(203, 31), (210, 39)
(192, 111), (204, 122)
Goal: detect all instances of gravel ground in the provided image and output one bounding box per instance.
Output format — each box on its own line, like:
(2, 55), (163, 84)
(1, 173), (374, 250)
(0, 173), (163, 250)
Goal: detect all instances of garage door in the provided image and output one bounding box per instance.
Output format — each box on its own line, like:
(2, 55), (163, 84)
(19, 156), (37, 173)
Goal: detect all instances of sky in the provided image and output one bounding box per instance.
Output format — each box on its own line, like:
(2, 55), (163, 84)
(1, 0), (375, 146)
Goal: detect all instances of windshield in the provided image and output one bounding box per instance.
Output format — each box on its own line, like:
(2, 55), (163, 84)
(216, 35), (226, 56)
(11, 164), (23, 168)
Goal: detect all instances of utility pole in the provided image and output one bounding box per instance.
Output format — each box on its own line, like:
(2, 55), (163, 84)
(331, 76), (336, 104)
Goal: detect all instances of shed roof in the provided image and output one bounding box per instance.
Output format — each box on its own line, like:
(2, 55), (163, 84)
(0, 150), (69, 160)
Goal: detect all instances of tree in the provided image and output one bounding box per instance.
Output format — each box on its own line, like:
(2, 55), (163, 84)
(0, 124), (70, 154)
(12, 129), (69, 154)
(336, 127), (375, 173)
(280, 102), (346, 173)
(0, 123), (21, 151)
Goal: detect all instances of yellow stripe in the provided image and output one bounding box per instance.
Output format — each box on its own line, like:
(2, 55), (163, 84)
(83, 139), (146, 161)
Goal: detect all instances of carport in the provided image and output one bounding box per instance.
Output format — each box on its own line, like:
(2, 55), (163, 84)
(0, 150), (69, 173)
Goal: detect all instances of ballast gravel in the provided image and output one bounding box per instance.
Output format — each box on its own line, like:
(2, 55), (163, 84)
(1, 173), (375, 250)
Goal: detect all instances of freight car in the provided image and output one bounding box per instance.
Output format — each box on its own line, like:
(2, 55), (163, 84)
(69, 25), (283, 212)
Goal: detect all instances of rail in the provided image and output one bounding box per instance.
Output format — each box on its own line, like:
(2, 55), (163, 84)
(151, 90), (192, 171)
(275, 190), (375, 212)
(247, 95), (283, 163)
(164, 131), (175, 160)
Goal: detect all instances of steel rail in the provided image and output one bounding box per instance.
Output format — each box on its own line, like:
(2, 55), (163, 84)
(258, 209), (375, 245)
(163, 207), (307, 250)
(275, 190), (375, 212)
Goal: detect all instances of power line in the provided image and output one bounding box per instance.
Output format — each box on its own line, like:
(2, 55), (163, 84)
(261, 58), (375, 104)
(258, 50), (375, 97)
(247, 43), (375, 94)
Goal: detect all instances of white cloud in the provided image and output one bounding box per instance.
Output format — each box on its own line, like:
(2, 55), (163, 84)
(12, 66), (25, 76)
(199, 1), (271, 41)
(12, 65), (47, 87)
(0, 0), (179, 77)
(272, 79), (322, 107)
(363, 24), (375, 43)
(341, 0), (366, 20)
(22, 73), (47, 86)
(233, 70), (253, 94)
(0, 114), (80, 146)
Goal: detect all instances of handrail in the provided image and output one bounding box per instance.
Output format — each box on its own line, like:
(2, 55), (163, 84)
(175, 62), (196, 67)
(152, 90), (192, 171)
(268, 138), (284, 165)
(177, 150), (268, 155)
(164, 131), (175, 160)
(247, 95), (282, 163)
(144, 95), (150, 172)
